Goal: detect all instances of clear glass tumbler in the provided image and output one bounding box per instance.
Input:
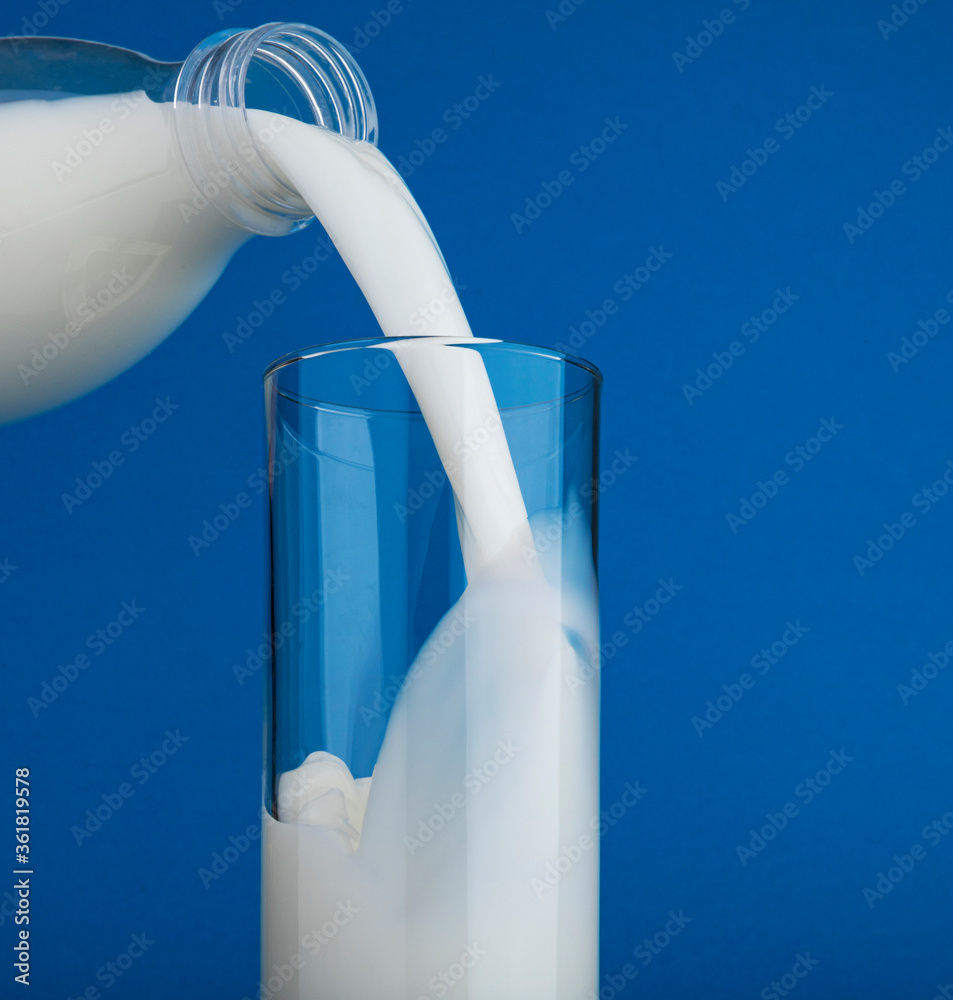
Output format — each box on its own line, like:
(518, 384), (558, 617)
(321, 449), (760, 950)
(261, 337), (601, 1000)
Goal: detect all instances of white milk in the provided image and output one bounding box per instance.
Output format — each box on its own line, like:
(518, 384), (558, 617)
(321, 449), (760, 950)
(0, 91), (599, 998)
(0, 93), (251, 422)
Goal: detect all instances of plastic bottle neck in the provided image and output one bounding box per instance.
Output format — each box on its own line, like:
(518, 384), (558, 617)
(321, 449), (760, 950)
(173, 22), (378, 237)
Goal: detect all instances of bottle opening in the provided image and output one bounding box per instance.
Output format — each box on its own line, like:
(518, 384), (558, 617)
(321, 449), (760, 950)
(174, 22), (378, 237)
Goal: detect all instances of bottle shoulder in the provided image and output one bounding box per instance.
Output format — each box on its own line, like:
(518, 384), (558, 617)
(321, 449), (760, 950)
(0, 36), (179, 103)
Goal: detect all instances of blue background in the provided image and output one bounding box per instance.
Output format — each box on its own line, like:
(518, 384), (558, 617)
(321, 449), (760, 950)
(2, 0), (952, 997)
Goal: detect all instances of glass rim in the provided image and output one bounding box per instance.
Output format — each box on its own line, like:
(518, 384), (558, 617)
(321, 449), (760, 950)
(263, 336), (603, 415)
